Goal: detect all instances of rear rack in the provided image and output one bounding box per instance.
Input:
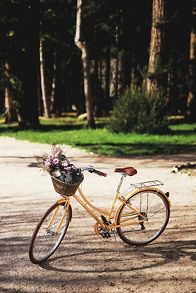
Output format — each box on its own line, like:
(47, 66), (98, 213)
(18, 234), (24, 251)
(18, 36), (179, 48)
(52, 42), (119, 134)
(130, 180), (163, 189)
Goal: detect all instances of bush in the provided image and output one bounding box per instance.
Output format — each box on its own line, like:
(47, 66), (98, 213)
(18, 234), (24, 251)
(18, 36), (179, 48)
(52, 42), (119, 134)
(109, 86), (169, 134)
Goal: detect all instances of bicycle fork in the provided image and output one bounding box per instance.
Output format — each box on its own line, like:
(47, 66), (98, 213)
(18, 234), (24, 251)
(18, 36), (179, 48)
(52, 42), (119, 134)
(47, 198), (70, 234)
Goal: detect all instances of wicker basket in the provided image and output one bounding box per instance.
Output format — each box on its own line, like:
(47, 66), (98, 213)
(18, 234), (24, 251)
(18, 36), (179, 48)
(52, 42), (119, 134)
(51, 174), (84, 197)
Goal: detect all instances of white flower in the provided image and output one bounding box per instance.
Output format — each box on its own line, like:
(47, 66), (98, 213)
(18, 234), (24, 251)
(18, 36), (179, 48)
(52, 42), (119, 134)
(53, 158), (59, 165)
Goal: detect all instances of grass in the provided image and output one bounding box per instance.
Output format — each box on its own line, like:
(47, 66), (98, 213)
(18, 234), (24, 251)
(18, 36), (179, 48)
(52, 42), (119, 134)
(0, 117), (195, 157)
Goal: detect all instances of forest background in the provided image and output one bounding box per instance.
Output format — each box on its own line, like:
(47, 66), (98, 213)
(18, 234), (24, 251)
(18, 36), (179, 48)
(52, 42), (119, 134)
(0, 0), (195, 157)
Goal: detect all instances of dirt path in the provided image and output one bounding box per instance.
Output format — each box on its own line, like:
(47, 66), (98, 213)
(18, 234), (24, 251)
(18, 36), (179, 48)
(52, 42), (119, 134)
(0, 137), (195, 293)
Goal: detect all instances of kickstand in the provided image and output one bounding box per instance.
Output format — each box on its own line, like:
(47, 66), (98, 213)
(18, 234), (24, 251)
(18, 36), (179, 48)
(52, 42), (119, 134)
(113, 230), (120, 257)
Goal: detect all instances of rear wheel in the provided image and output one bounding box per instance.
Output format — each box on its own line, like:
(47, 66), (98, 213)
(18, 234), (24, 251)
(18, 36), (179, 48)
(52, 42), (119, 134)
(29, 201), (72, 264)
(116, 189), (170, 246)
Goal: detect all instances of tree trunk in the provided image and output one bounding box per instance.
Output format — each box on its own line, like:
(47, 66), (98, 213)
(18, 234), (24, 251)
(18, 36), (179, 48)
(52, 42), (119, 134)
(40, 40), (51, 118)
(50, 52), (57, 114)
(118, 50), (126, 96)
(92, 56), (102, 116)
(173, 1), (192, 114)
(110, 56), (118, 99)
(146, 0), (167, 93)
(104, 46), (110, 102)
(4, 63), (17, 123)
(102, 46), (111, 114)
(114, 54), (119, 99)
(187, 6), (196, 121)
(18, 1), (40, 128)
(158, 0), (192, 114)
(74, 0), (95, 128)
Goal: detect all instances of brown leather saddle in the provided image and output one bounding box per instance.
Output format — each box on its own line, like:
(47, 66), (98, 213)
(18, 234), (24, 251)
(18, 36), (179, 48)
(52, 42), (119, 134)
(115, 167), (137, 176)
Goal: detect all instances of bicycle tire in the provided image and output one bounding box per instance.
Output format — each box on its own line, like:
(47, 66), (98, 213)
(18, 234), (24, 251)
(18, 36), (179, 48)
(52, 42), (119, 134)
(29, 201), (72, 264)
(116, 189), (170, 246)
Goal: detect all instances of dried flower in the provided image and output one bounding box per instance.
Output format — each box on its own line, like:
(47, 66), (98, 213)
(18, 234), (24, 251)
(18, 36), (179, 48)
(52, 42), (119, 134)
(37, 145), (84, 184)
(37, 145), (70, 173)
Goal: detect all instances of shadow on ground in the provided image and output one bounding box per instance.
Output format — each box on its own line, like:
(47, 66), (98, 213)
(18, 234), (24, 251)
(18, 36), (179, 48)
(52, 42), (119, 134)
(0, 204), (195, 293)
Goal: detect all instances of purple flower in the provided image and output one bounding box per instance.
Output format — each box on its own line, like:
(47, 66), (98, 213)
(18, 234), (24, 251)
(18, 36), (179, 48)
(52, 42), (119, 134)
(39, 146), (71, 174)
(44, 160), (51, 168)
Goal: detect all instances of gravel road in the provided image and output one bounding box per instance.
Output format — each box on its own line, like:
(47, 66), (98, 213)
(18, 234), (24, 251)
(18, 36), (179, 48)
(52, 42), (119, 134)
(0, 137), (195, 293)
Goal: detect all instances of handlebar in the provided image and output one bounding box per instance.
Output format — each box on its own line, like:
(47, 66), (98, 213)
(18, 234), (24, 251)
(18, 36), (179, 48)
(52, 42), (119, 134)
(82, 165), (107, 177)
(93, 168), (107, 177)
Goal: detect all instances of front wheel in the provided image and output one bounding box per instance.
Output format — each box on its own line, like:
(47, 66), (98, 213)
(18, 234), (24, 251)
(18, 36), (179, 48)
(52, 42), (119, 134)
(29, 201), (72, 264)
(116, 189), (170, 246)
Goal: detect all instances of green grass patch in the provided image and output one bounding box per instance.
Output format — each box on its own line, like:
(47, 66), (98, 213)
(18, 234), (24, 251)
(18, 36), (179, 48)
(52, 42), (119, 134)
(0, 117), (195, 157)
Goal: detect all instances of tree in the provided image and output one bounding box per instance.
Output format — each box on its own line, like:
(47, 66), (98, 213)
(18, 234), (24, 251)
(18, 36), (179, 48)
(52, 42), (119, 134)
(146, 0), (168, 94)
(146, 0), (192, 116)
(168, 0), (192, 115)
(3, 63), (17, 123)
(187, 5), (196, 121)
(40, 39), (51, 118)
(1, 0), (194, 123)
(50, 52), (57, 114)
(74, 0), (95, 128)
(18, 1), (40, 127)
(0, 1), (40, 127)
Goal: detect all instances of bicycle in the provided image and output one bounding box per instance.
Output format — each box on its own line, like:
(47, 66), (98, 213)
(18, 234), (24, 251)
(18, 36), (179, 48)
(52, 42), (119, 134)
(29, 164), (170, 264)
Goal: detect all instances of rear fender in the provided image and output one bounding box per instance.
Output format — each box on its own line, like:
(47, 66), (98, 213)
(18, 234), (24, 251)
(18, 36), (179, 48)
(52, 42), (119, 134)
(114, 187), (170, 225)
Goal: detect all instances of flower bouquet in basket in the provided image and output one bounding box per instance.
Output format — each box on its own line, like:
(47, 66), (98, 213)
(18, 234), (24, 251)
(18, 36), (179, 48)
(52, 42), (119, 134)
(38, 145), (84, 196)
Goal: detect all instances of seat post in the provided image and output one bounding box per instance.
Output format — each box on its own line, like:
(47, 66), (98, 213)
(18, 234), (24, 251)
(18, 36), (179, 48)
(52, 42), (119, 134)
(116, 173), (126, 194)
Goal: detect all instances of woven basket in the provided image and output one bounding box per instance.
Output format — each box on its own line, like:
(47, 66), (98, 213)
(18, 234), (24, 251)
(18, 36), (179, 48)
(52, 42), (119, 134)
(51, 174), (84, 197)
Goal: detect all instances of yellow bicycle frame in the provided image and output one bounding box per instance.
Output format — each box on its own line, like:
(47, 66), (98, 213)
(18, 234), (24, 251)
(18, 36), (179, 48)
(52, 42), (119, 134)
(52, 182), (170, 235)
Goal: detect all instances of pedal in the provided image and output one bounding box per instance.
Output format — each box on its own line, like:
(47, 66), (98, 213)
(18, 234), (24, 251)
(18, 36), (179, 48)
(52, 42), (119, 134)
(98, 216), (112, 238)
(105, 231), (111, 238)
(99, 230), (111, 238)
(101, 231), (111, 238)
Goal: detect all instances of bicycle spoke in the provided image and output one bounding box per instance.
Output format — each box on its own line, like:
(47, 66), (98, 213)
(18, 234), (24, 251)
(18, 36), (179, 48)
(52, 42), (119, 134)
(29, 202), (71, 264)
(116, 189), (170, 246)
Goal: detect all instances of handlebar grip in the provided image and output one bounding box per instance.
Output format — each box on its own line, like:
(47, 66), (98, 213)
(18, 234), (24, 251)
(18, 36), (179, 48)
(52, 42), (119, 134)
(93, 169), (107, 177)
